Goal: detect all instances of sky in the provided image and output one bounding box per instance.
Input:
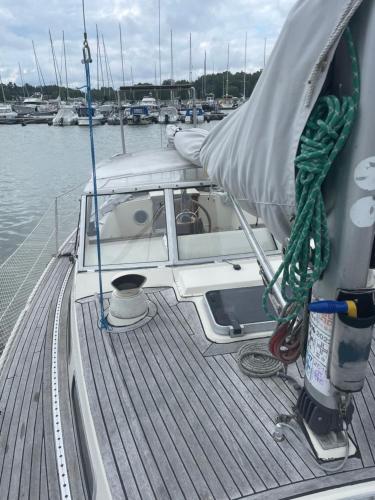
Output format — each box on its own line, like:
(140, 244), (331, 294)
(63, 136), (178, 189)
(0, 0), (297, 90)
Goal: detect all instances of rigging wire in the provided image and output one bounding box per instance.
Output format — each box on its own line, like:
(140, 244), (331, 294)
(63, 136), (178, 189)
(81, 0), (109, 330)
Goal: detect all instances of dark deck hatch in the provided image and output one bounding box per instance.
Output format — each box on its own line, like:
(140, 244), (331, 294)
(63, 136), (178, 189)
(205, 286), (276, 337)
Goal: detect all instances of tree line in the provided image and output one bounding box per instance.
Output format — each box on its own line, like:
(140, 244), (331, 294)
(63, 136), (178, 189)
(1, 70), (261, 102)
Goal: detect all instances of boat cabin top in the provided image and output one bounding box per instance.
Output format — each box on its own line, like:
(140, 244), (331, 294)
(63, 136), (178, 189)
(79, 149), (278, 272)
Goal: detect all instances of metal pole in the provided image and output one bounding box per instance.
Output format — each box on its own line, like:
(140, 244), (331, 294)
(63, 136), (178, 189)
(55, 197), (59, 256)
(62, 31), (69, 101)
(18, 63), (26, 98)
(263, 38), (267, 68)
(158, 0), (162, 86)
(226, 43), (229, 96)
(189, 33), (192, 83)
(230, 195), (286, 311)
(243, 32), (247, 99)
(298, 5), (375, 437)
(170, 29), (174, 102)
(119, 23), (125, 88)
(0, 71), (6, 103)
(49, 29), (61, 97)
(118, 90), (126, 154)
(190, 87), (197, 128)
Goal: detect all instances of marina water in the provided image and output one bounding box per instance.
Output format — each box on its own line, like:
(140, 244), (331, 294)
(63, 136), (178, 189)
(0, 120), (216, 264)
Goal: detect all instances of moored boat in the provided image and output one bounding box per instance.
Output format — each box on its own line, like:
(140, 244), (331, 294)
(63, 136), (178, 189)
(52, 106), (78, 126)
(77, 106), (104, 126)
(0, 104), (17, 124)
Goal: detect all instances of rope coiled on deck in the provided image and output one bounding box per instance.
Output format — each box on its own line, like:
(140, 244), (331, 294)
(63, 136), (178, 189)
(237, 342), (283, 378)
(262, 28), (360, 322)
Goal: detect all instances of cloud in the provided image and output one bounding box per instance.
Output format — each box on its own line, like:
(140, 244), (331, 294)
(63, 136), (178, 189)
(0, 0), (297, 89)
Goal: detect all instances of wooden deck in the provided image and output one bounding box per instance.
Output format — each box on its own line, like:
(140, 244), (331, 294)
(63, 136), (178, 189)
(0, 246), (86, 500)
(1, 253), (375, 499)
(76, 287), (375, 500)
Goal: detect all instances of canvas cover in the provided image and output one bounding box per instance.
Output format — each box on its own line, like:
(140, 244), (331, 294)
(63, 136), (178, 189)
(195, 0), (362, 243)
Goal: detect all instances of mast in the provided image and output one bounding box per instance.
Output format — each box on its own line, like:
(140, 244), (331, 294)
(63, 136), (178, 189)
(170, 29), (174, 101)
(96, 25), (105, 96)
(158, 0), (161, 85)
(203, 50), (207, 97)
(243, 32), (247, 99)
(49, 29), (61, 97)
(32, 40), (46, 94)
(62, 31), (69, 100)
(18, 62), (28, 97)
(263, 37), (267, 68)
(102, 34), (111, 98)
(226, 42), (229, 96)
(119, 23), (125, 88)
(189, 33), (192, 83)
(0, 71), (6, 103)
(130, 66), (134, 100)
(96, 26), (99, 91)
(170, 29), (174, 83)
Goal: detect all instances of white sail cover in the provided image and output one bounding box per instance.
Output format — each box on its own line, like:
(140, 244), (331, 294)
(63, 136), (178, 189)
(198, 0), (363, 243)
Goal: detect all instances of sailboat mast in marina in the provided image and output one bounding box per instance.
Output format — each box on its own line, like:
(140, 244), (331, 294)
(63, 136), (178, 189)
(62, 31), (69, 101)
(18, 62), (27, 97)
(243, 32), (247, 99)
(189, 32), (192, 83)
(49, 29), (61, 98)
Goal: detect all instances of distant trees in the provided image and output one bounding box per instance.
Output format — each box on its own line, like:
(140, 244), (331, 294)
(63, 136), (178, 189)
(2, 70), (261, 102)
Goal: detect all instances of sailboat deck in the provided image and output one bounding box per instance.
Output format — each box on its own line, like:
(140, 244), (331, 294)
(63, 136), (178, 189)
(0, 243), (87, 500)
(0, 246), (374, 500)
(76, 288), (375, 500)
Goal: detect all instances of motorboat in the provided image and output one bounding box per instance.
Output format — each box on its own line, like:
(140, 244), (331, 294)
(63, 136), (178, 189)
(158, 106), (179, 124)
(128, 105), (153, 125)
(0, 104), (17, 124)
(183, 105), (205, 124)
(107, 112), (121, 125)
(13, 93), (58, 116)
(52, 106), (78, 126)
(218, 95), (237, 110)
(77, 106), (104, 126)
(140, 95), (160, 121)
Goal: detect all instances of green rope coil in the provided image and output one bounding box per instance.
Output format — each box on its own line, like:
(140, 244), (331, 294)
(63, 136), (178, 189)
(263, 28), (360, 322)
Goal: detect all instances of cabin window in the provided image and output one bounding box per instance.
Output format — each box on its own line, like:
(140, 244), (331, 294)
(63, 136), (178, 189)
(84, 190), (168, 267)
(173, 187), (277, 260)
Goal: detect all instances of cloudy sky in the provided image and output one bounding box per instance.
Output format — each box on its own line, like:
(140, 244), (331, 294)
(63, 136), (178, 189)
(0, 0), (297, 89)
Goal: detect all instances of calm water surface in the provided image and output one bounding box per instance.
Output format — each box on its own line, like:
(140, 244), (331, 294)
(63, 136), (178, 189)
(0, 120), (217, 263)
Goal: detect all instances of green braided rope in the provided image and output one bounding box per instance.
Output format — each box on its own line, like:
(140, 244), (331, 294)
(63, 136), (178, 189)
(263, 28), (360, 322)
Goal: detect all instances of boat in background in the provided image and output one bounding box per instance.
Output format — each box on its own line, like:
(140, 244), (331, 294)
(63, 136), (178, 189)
(107, 111), (121, 125)
(183, 105), (205, 123)
(218, 94), (238, 110)
(13, 93), (58, 116)
(0, 104), (17, 124)
(158, 105), (178, 124)
(77, 106), (104, 126)
(128, 104), (153, 125)
(141, 95), (160, 121)
(52, 106), (78, 126)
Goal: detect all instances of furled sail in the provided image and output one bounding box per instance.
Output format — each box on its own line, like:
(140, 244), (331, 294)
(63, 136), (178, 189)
(197, 0), (363, 243)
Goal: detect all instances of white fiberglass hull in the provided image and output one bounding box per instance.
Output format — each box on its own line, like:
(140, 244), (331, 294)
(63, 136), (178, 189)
(77, 117), (103, 126)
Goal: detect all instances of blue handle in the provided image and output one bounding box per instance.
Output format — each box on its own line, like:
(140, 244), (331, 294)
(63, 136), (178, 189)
(309, 300), (349, 314)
